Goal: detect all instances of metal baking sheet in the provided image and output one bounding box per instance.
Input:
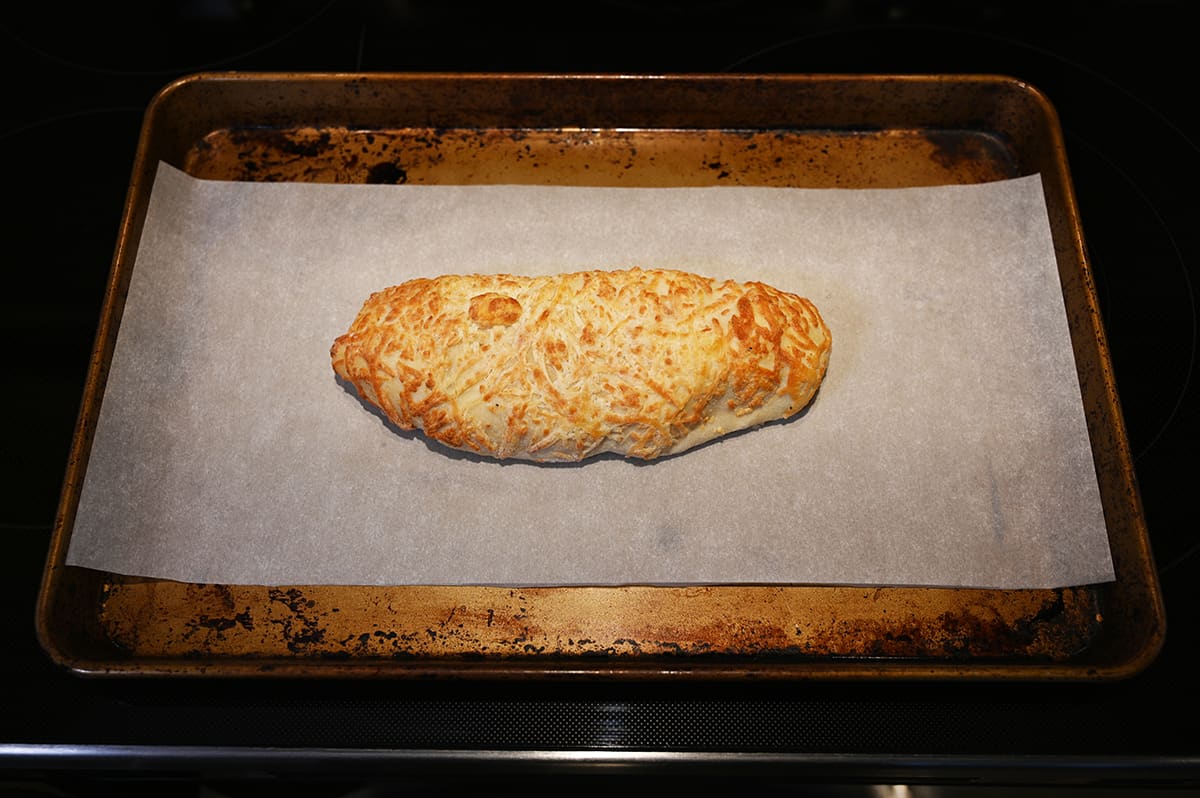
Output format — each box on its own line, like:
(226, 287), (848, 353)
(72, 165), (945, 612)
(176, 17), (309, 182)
(36, 73), (1165, 680)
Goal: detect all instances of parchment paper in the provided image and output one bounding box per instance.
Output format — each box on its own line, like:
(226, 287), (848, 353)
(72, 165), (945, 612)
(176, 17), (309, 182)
(65, 162), (1115, 589)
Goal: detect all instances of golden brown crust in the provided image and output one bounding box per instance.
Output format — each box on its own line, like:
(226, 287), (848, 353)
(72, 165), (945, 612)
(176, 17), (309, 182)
(331, 268), (831, 461)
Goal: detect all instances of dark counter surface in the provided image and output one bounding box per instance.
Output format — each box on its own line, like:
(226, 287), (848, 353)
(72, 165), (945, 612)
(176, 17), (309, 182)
(3, 2), (1197, 794)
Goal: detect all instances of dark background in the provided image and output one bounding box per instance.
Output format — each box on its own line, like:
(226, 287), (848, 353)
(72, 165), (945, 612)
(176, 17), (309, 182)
(2, 1), (1197, 794)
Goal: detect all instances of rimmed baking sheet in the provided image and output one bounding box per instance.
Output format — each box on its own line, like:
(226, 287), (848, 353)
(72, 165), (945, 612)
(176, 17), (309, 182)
(36, 73), (1164, 679)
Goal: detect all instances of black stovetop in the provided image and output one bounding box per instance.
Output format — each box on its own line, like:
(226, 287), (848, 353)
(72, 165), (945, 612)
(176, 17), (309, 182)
(3, 2), (1197, 794)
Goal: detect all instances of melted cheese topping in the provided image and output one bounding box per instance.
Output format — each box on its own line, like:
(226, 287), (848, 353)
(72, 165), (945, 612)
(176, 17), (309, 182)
(331, 267), (831, 461)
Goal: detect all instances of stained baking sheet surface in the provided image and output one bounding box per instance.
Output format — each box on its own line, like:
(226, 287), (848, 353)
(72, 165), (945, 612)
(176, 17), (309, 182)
(65, 162), (1114, 589)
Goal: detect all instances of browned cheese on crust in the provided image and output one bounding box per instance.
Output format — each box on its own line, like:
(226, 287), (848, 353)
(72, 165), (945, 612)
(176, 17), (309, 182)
(331, 267), (831, 461)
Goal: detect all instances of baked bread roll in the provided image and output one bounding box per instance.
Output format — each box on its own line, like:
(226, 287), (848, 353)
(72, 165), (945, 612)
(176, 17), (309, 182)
(331, 268), (830, 462)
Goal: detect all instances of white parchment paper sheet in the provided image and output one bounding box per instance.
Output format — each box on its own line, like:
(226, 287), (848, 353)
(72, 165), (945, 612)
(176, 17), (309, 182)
(65, 162), (1115, 589)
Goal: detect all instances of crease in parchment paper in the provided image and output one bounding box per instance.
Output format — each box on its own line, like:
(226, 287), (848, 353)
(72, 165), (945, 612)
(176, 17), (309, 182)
(65, 162), (1115, 589)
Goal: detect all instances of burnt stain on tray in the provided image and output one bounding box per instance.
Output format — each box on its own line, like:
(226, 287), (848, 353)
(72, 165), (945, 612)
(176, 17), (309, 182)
(96, 580), (1102, 666)
(186, 126), (1023, 189)
(365, 161), (408, 184)
(924, 130), (1019, 179)
(267, 588), (328, 654)
(794, 592), (1097, 661)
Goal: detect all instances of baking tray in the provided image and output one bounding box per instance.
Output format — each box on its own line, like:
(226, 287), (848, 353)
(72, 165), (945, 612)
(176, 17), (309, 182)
(36, 73), (1165, 680)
